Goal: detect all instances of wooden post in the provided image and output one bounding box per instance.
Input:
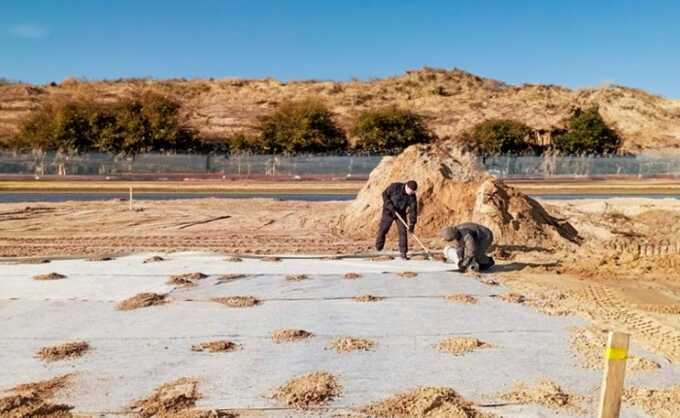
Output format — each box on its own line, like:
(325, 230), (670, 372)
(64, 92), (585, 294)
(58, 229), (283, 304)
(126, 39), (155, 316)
(598, 331), (629, 418)
(129, 186), (133, 211)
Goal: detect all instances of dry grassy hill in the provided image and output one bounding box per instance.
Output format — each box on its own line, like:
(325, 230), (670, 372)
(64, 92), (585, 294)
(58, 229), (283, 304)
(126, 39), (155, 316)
(1, 67), (679, 153)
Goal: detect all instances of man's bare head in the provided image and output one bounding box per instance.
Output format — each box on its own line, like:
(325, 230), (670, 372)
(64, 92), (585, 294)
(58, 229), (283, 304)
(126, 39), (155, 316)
(440, 226), (461, 242)
(405, 180), (418, 195)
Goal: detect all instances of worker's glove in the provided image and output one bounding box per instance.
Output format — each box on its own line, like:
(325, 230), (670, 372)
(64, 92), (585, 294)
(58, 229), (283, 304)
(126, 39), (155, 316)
(408, 224), (415, 233)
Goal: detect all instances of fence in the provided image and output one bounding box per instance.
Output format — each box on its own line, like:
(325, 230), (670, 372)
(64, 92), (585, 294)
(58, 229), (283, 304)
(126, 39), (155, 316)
(1, 152), (680, 179)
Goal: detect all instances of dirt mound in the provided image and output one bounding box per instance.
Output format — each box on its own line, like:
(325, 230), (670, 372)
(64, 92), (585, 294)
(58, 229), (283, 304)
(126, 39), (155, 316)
(272, 329), (314, 343)
(338, 143), (580, 250)
(36, 341), (90, 362)
(624, 386), (680, 418)
(436, 337), (491, 355)
(215, 273), (247, 284)
(359, 386), (492, 417)
(353, 295), (384, 302)
(570, 327), (660, 372)
(327, 337), (376, 353)
(212, 296), (260, 308)
(0, 374), (73, 418)
(131, 378), (200, 417)
(116, 292), (167, 311)
(143, 255), (165, 263)
(191, 340), (239, 353)
(396, 271), (418, 278)
(493, 292), (527, 304)
(168, 272), (208, 287)
(33, 272), (66, 281)
(498, 379), (584, 413)
(272, 371), (341, 409)
(343, 272), (361, 280)
(445, 294), (478, 304)
(286, 274), (308, 281)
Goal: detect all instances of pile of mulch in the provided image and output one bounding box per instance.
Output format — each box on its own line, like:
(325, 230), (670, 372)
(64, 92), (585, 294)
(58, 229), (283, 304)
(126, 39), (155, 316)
(570, 327), (660, 371)
(272, 329), (314, 343)
(352, 295), (384, 303)
(479, 278), (500, 286)
(359, 386), (492, 417)
(327, 337), (376, 353)
(191, 340), (239, 353)
(143, 255), (165, 264)
(116, 293), (167, 311)
(130, 378), (200, 417)
(36, 341), (90, 362)
(272, 372), (341, 409)
(396, 271), (418, 278)
(224, 256), (243, 262)
(262, 256), (281, 262)
(624, 386), (680, 418)
(87, 255), (113, 261)
(167, 272), (208, 287)
(445, 294), (479, 304)
(493, 292), (527, 304)
(215, 274), (247, 285)
(32, 272), (66, 281)
(343, 272), (361, 280)
(498, 379), (584, 414)
(212, 296), (260, 308)
(23, 258), (51, 264)
(436, 337), (491, 356)
(286, 274), (308, 282)
(369, 255), (394, 262)
(0, 374), (74, 417)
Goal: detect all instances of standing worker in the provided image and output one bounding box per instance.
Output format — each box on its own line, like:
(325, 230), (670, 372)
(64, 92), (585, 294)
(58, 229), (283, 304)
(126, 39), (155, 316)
(375, 180), (418, 260)
(440, 223), (495, 272)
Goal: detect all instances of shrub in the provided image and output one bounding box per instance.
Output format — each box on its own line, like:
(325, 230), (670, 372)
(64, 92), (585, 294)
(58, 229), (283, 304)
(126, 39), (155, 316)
(257, 99), (347, 154)
(12, 91), (198, 155)
(465, 119), (534, 155)
(351, 106), (433, 154)
(553, 106), (621, 155)
(228, 133), (264, 154)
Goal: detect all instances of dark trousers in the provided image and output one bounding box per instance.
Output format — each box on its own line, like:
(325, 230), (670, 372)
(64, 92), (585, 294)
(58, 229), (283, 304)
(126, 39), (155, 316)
(375, 210), (408, 254)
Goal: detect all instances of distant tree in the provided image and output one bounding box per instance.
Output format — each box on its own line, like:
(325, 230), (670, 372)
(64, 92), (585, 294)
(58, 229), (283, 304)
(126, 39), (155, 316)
(228, 133), (264, 154)
(351, 106), (433, 154)
(465, 119), (534, 155)
(553, 106), (622, 155)
(257, 98), (347, 154)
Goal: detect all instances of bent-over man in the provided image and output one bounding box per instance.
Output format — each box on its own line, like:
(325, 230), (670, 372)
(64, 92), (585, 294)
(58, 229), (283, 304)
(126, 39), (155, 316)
(440, 222), (495, 272)
(376, 180), (418, 260)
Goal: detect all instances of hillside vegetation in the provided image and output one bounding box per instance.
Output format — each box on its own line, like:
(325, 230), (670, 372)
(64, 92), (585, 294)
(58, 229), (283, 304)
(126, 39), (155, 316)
(1, 67), (679, 154)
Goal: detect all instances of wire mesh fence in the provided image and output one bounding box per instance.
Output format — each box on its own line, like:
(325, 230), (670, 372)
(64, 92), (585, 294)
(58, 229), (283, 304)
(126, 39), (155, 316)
(1, 151), (680, 179)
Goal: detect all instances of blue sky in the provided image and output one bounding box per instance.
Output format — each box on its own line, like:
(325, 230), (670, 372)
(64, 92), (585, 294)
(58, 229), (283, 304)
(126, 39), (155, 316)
(2, 0), (680, 97)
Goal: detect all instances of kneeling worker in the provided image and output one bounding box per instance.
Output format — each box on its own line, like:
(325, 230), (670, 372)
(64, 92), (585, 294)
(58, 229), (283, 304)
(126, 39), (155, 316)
(440, 223), (495, 272)
(376, 180), (418, 260)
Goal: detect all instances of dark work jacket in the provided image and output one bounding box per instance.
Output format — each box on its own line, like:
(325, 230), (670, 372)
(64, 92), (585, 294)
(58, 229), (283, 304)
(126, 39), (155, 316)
(454, 223), (494, 270)
(382, 182), (418, 225)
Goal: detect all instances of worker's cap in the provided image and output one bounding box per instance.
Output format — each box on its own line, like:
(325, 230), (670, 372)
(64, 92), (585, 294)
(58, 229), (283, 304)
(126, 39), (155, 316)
(440, 226), (461, 241)
(406, 180), (418, 191)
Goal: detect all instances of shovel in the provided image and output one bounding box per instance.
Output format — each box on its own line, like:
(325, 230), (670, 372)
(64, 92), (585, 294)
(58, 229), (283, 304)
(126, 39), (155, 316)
(393, 211), (435, 260)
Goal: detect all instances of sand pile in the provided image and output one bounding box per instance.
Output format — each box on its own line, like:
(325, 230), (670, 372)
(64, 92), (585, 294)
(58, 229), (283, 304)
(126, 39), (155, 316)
(359, 386), (492, 418)
(353, 295), (384, 302)
(570, 327), (660, 371)
(116, 293), (167, 311)
(0, 374), (73, 417)
(36, 341), (90, 362)
(436, 337), (491, 355)
(212, 296), (260, 308)
(143, 255), (165, 263)
(191, 340), (239, 353)
(494, 292), (527, 304)
(396, 271), (418, 278)
(215, 273), (247, 284)
(445, 294), (479, 304)
(131, 378), (200, 417)
(33, 272), (66, 281)
(167, 272), (208, 287)
(338, 143), (580, 250)
(498, 379), (584, 413)
(286, 274), (308, 281)
(343, 272), (361, 279)
(624, 386), (680, 418)
(327, 337), (376, 353)
(272, 371), (341, 409)
(272, 329), (314, 343)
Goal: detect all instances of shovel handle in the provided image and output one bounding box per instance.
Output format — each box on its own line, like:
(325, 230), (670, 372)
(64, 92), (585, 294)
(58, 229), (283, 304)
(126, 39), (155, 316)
(393, 212), (433, 258)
